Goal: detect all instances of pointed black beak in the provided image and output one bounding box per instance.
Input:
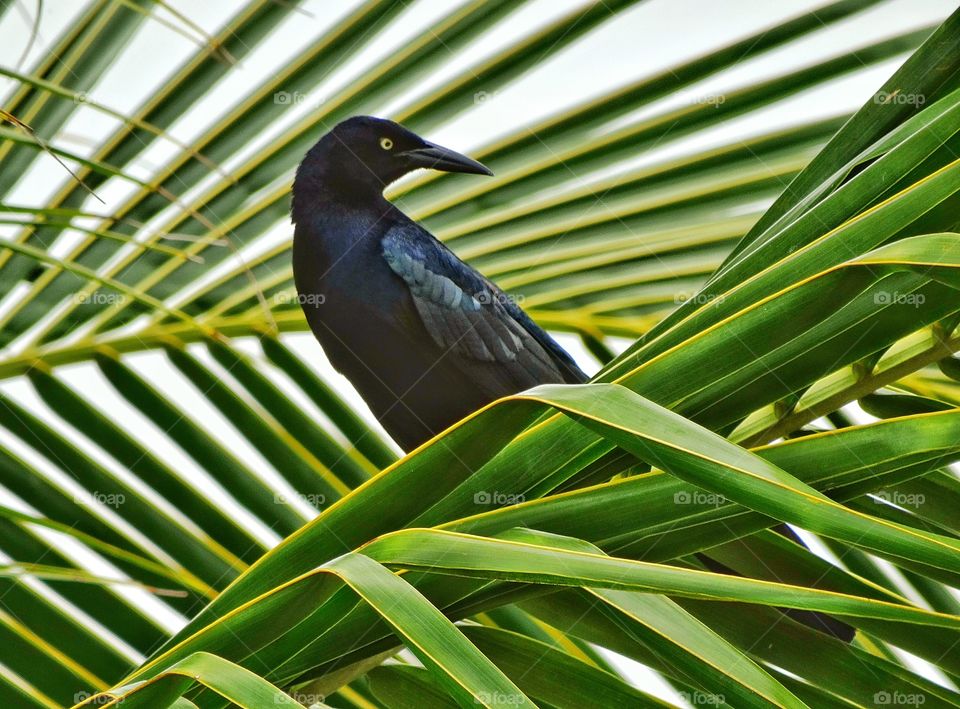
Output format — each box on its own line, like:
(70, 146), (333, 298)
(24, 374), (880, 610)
(401, 141), (493, 176)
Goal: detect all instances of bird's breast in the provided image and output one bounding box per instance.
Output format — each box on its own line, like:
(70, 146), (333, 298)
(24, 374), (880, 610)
(293, 217), (421, 356)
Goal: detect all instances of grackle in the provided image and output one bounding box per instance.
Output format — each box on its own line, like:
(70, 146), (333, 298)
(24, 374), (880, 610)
(292, 116), (586, 452)
(292, 116), (854, 642)
(291, 116), (854, 643)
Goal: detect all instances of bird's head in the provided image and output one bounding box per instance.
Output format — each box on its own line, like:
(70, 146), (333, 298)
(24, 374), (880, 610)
(294, 116), (492, 212)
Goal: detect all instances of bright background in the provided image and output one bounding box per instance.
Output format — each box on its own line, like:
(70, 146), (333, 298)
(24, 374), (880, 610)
(0, 1), (957, 704)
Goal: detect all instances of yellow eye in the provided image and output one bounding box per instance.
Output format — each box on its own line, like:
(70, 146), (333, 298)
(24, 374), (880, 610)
(379, 137), (394, 150)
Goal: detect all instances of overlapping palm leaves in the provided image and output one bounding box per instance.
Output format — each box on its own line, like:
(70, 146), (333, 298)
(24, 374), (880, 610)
(0, 1), (959, 707)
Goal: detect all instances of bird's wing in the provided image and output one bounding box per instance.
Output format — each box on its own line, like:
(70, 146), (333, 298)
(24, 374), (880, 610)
(382, 222), (586, 385)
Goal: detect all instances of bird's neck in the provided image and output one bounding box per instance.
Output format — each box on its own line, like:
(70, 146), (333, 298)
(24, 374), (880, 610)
(292, 160), (390, 224)
(292, 171), (397, 272)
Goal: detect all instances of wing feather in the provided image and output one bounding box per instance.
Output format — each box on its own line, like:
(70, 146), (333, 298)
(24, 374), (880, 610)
(382, 223), (586, 386)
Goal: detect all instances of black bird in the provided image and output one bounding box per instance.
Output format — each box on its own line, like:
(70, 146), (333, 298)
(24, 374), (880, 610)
(290, 115), (854, 643)
(292, 116), (587, 451)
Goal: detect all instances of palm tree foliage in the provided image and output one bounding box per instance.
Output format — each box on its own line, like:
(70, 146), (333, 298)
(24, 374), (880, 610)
(0, 0), (960, 706)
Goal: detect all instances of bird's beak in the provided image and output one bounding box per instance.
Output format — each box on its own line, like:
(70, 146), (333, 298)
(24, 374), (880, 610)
(401, 141), (493, 176)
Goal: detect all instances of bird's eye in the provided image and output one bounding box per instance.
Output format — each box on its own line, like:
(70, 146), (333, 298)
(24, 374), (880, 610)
(379, 137), (394, 150)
